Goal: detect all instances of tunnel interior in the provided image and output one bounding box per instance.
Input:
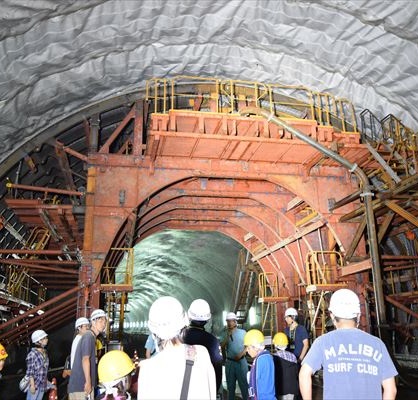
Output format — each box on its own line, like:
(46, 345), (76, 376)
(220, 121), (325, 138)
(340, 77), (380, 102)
(1, 2), (418, 396)
(123, 230), (242, 335)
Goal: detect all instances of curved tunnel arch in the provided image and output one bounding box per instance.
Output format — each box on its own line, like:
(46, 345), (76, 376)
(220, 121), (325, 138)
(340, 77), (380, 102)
(101, 164), (361, 314)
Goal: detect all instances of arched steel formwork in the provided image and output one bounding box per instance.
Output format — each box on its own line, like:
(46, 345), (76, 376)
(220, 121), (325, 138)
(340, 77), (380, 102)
(0, 78), (417, 382)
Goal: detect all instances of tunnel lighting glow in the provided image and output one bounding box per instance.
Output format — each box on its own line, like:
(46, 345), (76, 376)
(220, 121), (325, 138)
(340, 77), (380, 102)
(222, 311), (227, 326)
(249, 306), (256, 326)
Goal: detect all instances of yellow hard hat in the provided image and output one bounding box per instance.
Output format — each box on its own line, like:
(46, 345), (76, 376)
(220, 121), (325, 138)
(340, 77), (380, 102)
(0, 343), (8, 360)
(273, 332), (288, 347)
(244, 329), (265, 346)
(98, 350), (134, 384)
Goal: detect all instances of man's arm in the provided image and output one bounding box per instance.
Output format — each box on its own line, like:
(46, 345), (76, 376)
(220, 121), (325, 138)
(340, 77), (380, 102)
(299, 338), (309, 362)
(145, 349), (151, 359)
(299, 363), (313, 400)
(82, 355), (92, 395)
(381, 376), (397, 400)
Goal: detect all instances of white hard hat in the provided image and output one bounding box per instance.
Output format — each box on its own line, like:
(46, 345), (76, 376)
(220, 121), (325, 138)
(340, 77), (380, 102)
(329, 289), (361, 319)
(91, 309), (107, 321)
(188, 299), (211, 321)
(75, 317), (90, 329)
(148, 296), (188, 340)
(285, 307), (298, 317)
(31, 329), (48, 343)
(226, 312), (237, 320)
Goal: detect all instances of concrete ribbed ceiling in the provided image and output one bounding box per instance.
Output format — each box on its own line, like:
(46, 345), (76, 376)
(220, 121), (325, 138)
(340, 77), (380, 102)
(1, 0), (418, 332)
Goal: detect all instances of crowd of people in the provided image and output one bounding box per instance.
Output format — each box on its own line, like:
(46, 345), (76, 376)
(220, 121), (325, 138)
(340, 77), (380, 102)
(0, 288), (398, 400)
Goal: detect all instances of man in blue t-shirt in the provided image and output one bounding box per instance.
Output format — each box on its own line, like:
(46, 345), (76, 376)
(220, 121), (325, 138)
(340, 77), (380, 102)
(299, 289), (397, 400)
(284, 307), (309, 363)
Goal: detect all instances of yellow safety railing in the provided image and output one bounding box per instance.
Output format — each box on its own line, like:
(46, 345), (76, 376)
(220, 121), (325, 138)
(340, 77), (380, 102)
(381, 114), (417, 152)
(305, 251), (344, 287)
(145, 76), (358, 132)
(102, 247), (134, 288)
(258, 272), (280, 299)
(6, 227), (49, 304)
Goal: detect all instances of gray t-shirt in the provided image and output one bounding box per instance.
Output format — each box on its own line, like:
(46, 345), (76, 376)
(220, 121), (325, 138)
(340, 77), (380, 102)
(302, 328), (397, 400)
(68, 330), (96, 393)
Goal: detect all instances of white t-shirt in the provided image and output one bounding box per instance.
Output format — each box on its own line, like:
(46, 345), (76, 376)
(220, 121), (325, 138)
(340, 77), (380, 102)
(137, 342), (216, 400)
(70, 334), (82, 369)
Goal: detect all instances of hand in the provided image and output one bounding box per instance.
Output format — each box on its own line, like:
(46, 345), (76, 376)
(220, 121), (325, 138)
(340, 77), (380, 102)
(84, 381), (92, 396)
(30, 384), (36, 394)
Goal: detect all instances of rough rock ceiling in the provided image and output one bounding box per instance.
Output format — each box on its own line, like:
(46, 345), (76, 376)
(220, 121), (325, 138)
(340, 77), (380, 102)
(1, 0), (418, 164)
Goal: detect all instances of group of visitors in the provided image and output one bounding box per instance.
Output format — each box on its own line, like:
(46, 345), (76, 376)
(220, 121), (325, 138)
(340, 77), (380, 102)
(222, 311), (302, 400)
(235, 289), (398, 400)
(11, 288), (397, 400)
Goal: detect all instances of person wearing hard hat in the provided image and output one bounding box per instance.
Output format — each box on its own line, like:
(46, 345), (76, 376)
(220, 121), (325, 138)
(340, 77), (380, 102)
(284, 307), (309, 363)
(137, 296), (216, 399)
(299, 289), (398, 400)
(244, 329), (275, 400)
(68, 309), (108, 400)
(0, 342), (8, 379)
(71, 317), (90, 369)
(63, 317), (91, 379)
(183, 299), (223, 394)
(144, 333), (156, 359)
(25, 329), (55, 400)
(96, 350), (135, 400)
(221, 312), (249, 400)
(272, 332), (298, 400)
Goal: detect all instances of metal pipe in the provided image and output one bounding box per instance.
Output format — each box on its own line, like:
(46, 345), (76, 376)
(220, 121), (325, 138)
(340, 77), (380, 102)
(239, 107), (387, 332)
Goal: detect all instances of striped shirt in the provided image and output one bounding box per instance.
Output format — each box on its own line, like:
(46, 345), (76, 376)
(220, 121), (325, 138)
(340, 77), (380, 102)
(275, 349), (297, 363)
(26, 348), (49, 390)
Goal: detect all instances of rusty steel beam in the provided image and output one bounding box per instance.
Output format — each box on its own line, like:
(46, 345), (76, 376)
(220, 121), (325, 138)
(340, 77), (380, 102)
(0, 286), (79, 332)
(385, 295), (418, 320)
(0, 258), (79, 265)
(5, 182), (82, 196)
(382, 255), (418, 260)
(340, 258), (373, 276)
(99, 107), (135, 153)
(251, 219), (325, 262)
(345, 218), (366, 261)
(1, 296), (77, 344)
(0, 249), (75, 255)
(56, 140), (89, 162)
(384, 200), (418, 227)
(0, 258), (78, 274)
(55, 142), (77, 191)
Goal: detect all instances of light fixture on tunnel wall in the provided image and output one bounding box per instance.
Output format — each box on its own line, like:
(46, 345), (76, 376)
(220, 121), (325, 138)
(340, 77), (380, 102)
(249, 306), (256, 326)
(222, 311), (226, 325)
